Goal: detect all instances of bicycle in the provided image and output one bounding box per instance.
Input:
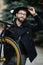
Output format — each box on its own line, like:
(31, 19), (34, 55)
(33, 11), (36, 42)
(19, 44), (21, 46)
(0, 20), (21, 65)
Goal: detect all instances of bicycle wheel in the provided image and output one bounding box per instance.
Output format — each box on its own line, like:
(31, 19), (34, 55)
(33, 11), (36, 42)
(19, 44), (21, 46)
(0, 37), (21, 65)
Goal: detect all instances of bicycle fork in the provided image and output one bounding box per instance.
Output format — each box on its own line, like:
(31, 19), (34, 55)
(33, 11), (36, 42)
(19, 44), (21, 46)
(0, 42), (6, 63)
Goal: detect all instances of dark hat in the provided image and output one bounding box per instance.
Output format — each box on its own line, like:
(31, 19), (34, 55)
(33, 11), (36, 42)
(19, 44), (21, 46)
(13, 6), (30, 17)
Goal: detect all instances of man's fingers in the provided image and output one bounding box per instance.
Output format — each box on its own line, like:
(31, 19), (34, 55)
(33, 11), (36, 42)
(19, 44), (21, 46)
(28, 7), (35, 11)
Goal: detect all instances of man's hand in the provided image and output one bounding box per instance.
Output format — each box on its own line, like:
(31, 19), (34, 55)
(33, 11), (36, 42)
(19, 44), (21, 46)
(28, 7), (37, 16)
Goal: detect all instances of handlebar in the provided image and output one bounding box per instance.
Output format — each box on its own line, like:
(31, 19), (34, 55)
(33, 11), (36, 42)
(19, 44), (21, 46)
(0, 20), (14, 25)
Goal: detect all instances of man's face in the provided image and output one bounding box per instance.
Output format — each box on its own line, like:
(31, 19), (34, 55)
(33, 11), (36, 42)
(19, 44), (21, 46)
(16, 10), (27, 22)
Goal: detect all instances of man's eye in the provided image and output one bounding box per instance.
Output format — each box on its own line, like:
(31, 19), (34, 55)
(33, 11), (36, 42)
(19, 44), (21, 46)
(18, 13), (26, 15)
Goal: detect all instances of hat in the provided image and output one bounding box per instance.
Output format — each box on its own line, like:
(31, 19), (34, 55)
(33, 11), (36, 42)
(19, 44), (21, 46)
(12, 6), (30, 17)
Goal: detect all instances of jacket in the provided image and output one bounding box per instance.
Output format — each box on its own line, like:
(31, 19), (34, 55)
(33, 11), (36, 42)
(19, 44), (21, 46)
(5, 15), (43, 62)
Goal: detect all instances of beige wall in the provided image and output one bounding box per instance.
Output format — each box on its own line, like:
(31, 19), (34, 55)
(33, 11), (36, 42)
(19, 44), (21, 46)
(0, 0), (7, 20)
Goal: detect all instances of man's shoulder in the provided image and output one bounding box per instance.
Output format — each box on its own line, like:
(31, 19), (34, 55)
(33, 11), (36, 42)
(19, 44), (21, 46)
(23, 20), (33, 27)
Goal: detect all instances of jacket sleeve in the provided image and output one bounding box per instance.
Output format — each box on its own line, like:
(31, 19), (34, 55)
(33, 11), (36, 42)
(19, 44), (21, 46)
(32, 15), (43, 31)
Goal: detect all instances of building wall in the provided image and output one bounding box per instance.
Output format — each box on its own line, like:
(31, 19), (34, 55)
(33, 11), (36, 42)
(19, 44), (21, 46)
(0, 0), (7, 20)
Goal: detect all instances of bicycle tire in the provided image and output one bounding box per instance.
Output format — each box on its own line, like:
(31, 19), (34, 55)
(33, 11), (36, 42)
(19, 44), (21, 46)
(0, 37), (21, 65)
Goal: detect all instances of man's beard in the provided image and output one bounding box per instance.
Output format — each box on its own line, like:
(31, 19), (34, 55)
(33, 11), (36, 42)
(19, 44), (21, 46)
(17, 17), (25, 23)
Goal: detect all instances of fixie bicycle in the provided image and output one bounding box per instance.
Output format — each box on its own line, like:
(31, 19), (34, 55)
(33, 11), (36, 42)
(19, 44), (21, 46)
(0, 20), (21, 65)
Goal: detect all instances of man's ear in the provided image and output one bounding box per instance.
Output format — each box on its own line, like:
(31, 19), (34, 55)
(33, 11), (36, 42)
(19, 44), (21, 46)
(16, 13), (18, 16)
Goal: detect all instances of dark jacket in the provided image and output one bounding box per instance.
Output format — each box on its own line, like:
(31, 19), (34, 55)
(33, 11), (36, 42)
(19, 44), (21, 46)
(6, 15), (43, 62)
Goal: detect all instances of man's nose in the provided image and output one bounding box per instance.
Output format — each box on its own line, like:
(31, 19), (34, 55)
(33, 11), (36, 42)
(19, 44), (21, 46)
(21, 14), (24, 17)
